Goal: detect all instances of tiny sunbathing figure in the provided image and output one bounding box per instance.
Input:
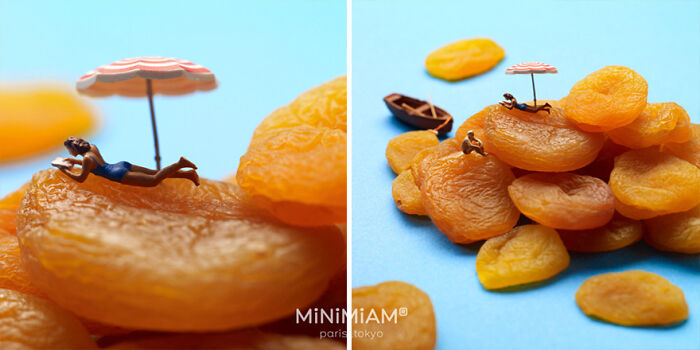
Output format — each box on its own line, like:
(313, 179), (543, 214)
(499, 93), (551, 113)
(55, 136), (199, 187)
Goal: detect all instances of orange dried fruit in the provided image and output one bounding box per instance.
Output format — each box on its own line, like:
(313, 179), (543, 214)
(565, 65), (648, 132)
(0, 288), (97, 349)
(104, 330), (344, 350)
(352, 281), (436, 350)
(610, 148), (700, 219)
(574, 139), (629, 182)
(558, 214), (643, 252)
(386, 130), (439, 174)
(251, 76), (346, 142)
(410, 138), (460, 189)
(237, 76), (346, 227)
(483, 104), (605, 172)
(476, 224), (570, 290)
(644, 205), (700, 254)
(508, 173), (614, 230)
(575, 270), (688, 326)
(425, 38), (505, 81)
(0, 183), (28, 236)
(392, 170), (426, 215)
(663, 124), (700, 168)
(0, 235), (44, 297)
(421, 152), (519, 243)
(455, 106), (489, 143)
(18, 169), (345, 331)
(608, 102), (691, 148)
(237, 126), (346, 226)
(0, 88), (95, 163)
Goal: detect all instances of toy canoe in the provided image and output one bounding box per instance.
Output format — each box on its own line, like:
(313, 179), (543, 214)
(384, 93), (453, 134)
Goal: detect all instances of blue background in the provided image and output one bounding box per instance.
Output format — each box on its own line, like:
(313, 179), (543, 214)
(352, 1), (699, 350)
(0, 0), (346, 196)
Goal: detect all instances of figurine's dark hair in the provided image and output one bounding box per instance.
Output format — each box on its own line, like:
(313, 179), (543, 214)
(64, 137), (91, 155)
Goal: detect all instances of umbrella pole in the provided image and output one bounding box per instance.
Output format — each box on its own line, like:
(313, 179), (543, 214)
(530, 72), (537, 107)
(146, 79), (161, 170)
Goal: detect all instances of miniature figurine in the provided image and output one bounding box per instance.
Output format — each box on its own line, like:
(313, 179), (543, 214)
(56, 136), (199, 187)
(461, 130), (488, 157)
(499, 93), (551, 113)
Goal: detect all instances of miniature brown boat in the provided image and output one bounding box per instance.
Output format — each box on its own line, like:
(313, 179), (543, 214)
(384, 93), (453, 134)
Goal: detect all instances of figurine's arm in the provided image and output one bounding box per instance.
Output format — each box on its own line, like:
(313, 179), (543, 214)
(59, 161), (91, 183)
(65, 157), (83, 165)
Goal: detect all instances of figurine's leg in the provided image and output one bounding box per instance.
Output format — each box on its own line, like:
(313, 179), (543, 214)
(171, 170), (200, 186)
(121, 162), (187, 187)
(129, 165), (158, 175)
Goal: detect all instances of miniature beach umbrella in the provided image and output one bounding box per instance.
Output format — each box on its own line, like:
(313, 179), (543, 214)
(76, 57), (217, 169)
(505, 62), (557, 107)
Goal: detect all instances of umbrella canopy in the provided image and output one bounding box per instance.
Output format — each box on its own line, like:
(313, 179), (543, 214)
(76, 57), (217, 169)
(76, 57), (217, 97)
(505, 62), (557, 106)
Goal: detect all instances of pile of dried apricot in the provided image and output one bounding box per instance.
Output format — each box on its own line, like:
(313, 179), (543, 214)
(386, 64), (696, 328)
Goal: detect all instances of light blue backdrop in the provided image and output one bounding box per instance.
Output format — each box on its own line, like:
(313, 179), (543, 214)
(0, 0), (346, 196)
(352, 1), (699, 350)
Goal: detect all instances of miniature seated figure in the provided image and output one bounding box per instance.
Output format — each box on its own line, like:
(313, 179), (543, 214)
(56, 137), (199, 187)
(499, 93), (551, 113)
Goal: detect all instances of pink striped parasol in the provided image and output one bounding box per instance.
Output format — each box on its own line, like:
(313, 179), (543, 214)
(505, 62), (557, 106)
(76, 57), (217, 169)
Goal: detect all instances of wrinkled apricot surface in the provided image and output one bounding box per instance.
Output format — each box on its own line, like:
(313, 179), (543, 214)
(18, 170), (345, 331)
(663, 124), (700, 168)
(483, 105), (605, 172)
(386, 131), (439, 174)
(565, 66), (648, 132)
(476, 225), (570, 290)
(410, 138), (460, 189)
(610, 148), (700, 219)
(392, 170), (426, 215)
(251, 76), (346, 143)
(237, 125), (346, 226)
(558, 214), (643, 252)
(644, 205), (700, 254)
(0, 88), (95, 163)
(574, 139), (629, 182)
(0, 288), (97, 349)
(425, 38), (504, 81)
(576, 270), (688, 326)
(421, 152), (518, 243)
(0, 183), (28, 236)
(608, 103), (691, 149)
(508, 173), (614, 230)
(352, 281), (436, 350)
(104, 330), (344, 350)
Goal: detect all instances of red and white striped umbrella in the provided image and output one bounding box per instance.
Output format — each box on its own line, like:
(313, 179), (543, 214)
(76, 57), (217, 169)
(505, 62), (557, 106)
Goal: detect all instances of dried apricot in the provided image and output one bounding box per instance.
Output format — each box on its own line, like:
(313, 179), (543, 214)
(575, 270), (688, 326)
(508, 173), (614, 230)
(663, 124), (700, 168)
(610, 148), (700, 219)
(392, 170), (426, 215)
(0, 235), (44, 297)
(455, 106), (489, 143)
(18, 169), (345, 331)
(476, 224), (570, 290)
(0, 88), (96, 163)
(644, 205), (700, 254)
(574, 139), (629, 182)
(483, 105), (605, 172)
(352, 281), (436, 350)
(608, 103), (691, 148)
(251, 76), (346, 142)
(425, 38), (505, 81)
(565, 66), (648, 132)
(0, 183), (28, 236)
(104, 330), (344, 350)
(237, 126), (346, 226)
(0, 288), (97, 349)
(558, 214), (642, 252)
(386, 131), (439, 174)
(410, 138), (460, 189)
(421, 152), (519, 243)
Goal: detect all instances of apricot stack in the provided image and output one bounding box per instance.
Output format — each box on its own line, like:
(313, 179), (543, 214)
(386, 64), (696, 328)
